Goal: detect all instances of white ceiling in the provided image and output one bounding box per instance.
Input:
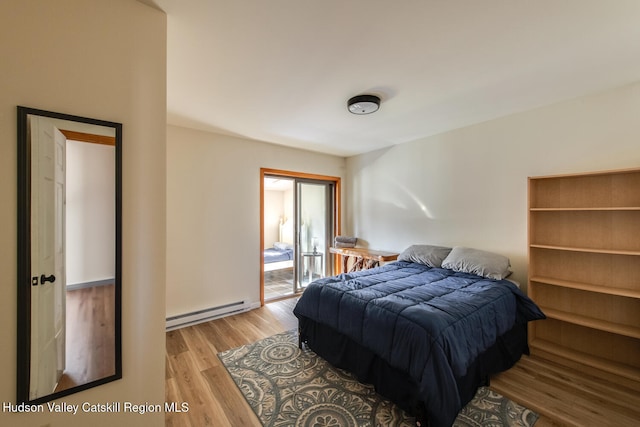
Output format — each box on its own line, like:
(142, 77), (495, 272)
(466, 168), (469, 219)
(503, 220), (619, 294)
(141, 0), (640, 157)
(264, 177), (293, 191)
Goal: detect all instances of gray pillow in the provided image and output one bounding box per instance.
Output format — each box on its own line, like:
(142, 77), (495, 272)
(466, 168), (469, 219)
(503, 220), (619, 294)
(398, 244), (452, 267)
(441, 246), (511, 280)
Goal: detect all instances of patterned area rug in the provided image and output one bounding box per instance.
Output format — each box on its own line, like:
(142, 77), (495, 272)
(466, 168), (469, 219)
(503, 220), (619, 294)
(218, 330), (538, 427)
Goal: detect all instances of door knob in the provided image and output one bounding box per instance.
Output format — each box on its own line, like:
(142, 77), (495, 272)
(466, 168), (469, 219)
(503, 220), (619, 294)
(40, 274), (56, 284)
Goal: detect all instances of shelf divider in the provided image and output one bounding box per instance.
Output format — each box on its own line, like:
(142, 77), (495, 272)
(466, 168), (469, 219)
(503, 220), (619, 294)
(529, 339), (640, 382)
(540, 307), (640, 339)
(530, 244), (640, 256)
(529, 276), (640, 299)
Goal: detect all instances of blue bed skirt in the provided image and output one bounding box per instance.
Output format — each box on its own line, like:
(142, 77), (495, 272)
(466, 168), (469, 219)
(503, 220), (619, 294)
(297, 313), (530, 427)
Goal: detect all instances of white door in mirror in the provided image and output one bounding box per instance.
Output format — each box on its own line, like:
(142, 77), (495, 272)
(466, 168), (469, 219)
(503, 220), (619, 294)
(30, 116), (66, 399)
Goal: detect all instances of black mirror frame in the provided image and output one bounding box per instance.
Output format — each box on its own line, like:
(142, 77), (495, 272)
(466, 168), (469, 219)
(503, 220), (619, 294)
(16, 106), (122, 404)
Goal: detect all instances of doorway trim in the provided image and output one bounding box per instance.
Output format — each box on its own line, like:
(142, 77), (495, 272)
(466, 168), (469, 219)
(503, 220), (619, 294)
(260, 168), (341, 305)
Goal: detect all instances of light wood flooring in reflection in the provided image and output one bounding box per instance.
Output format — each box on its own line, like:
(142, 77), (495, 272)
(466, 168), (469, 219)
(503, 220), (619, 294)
(55, 284), (116, 392)
(165, 298), (640, 427)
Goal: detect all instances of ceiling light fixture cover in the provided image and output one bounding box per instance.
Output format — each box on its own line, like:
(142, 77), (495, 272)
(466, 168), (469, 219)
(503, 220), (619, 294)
(348, 94), (380, 115)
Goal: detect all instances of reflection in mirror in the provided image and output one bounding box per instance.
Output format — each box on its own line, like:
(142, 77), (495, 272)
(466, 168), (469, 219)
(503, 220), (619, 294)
(17, 106), (121, 404)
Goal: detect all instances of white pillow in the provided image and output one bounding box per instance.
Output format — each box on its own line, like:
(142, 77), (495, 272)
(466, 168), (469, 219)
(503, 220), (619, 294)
(441, 246), (511, 280)
(273, 242), (293, 250)
(398, 244), (452, 267)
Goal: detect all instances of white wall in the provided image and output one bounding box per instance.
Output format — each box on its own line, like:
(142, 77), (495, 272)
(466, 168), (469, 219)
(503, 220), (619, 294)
(300, 183), (328, 254)
(264, 190), (284, 247)
(0, 1), (167, 426)
(347, 82), (640, 288)
(264, 185), (295, 247)
(166, 125), (345, 317)
(282, 188), (294, 243)
(66, 140), (115, 285)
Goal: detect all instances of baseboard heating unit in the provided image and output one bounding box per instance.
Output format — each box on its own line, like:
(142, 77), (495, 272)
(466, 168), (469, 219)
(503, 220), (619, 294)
(166, 300), (260, 331)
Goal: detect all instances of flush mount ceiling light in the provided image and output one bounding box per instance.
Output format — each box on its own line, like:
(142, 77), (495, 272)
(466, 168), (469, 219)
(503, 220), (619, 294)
(347, 94), (380, 115)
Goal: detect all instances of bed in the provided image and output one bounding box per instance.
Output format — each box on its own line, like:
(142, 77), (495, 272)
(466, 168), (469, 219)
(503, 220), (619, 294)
(293, 245), (545, 427)
(264, 242), (294, 272)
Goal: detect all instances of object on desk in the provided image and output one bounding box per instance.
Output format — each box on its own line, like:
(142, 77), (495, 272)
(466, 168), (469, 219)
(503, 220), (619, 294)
(334, 235), (357, 248)
(334, 241), (356, 248)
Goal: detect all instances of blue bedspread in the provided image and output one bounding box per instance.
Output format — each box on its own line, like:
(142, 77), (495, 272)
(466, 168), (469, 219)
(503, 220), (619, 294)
(264, 247), (293, 264)
(293, 261), (545, 427)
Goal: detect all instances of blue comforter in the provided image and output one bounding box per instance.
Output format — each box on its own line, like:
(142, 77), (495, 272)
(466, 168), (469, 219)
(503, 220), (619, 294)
(293, 261), (545, 427)
(264, 247), (293, 263)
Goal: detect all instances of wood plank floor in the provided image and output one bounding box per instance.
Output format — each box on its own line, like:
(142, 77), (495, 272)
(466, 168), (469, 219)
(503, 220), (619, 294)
(165, 298), (298, 426)
(165, 298), (640, 426)
(55, 284), (116, 392)
(491, 356), (640, 427)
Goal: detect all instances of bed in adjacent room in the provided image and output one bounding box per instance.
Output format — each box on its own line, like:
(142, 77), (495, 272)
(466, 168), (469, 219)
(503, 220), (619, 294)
(293, 245), (545, 427)
(263, 242), (294, 272)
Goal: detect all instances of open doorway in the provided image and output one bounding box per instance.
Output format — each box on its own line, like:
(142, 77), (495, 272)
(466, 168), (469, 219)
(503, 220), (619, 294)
(263, 176), (295, 300)
(59, 133), (116, 391)
(260, 169), (340, 304)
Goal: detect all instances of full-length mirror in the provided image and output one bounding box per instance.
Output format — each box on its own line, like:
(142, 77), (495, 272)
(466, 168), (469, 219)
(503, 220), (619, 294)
(17, 106), (122, 404)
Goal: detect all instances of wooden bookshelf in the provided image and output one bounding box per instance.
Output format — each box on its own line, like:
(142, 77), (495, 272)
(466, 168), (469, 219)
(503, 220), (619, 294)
(528, 168), (640, 386)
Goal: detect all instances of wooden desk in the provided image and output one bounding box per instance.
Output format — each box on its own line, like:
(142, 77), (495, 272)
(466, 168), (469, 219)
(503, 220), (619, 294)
(329, 247), (399, 273)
